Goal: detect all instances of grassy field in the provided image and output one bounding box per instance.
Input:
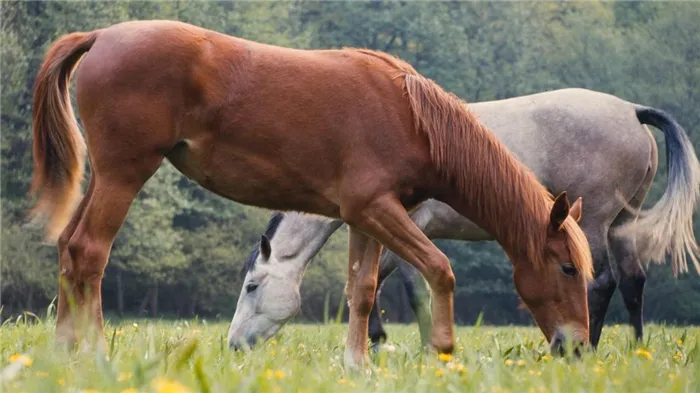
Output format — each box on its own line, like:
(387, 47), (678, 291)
(1, 316), (698, 393)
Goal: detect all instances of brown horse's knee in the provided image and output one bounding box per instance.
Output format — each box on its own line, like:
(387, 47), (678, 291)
(424, 254), (455, 293)
(67, 236), (109, 283)
(352, 278), (378, 315)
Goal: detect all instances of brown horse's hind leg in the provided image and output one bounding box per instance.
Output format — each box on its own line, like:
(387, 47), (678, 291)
(55, 176), (95, 347)
(342, 195), (455, 356)
(344, 227), (383, 369)
(56, 154), (163, 349)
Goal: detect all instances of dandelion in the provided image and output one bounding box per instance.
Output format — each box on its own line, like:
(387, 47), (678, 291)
(516, 359), (526, 367)
(265, 369), (274, 379)
(120, 389), (138, 393)
(504, 359), (514, 366)
(677, 339), (683, 345)
(673, 351), (682, 360)
(8, 354), (32, 367)
(152, 377), (191, 393)
(82, 390), (100, 393)
(540, 355), (551, 362)
(593, 367), (604, 375)
(269, 350), (277, 356)
(58, 378), (65, 386)
(634, 349), (653, 360)
(269, 339), (277, 346)
(274, 371), (286, 380)
(338, 378), (347, 385)
(434, 369), (444, 377)
(118, 372), (133, 382)
(438, 353), (452, 362)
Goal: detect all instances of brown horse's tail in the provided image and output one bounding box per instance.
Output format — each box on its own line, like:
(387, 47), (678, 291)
(30, 31), (98, 242)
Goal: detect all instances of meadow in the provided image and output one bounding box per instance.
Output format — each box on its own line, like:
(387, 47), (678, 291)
(1, 313), (697, 393)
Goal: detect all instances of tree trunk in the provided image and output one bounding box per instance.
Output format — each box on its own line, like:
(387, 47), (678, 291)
(138, 288), (152, 316)
(150, 282), (158, 318)
(116, 269), (124, 317)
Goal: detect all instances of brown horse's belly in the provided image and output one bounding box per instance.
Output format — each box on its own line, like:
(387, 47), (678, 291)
(165, 139), (341, 217)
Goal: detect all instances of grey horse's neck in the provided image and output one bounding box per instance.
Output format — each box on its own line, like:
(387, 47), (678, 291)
(269, 212), (344, 281)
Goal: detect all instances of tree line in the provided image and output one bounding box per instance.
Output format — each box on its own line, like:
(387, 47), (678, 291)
(2, 1), (700, 327)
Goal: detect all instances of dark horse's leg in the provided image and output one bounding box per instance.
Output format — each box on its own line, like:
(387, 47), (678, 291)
(585, 229), (617, 349)
(609, 162), (656, 343)
(368, 251), (398, 351)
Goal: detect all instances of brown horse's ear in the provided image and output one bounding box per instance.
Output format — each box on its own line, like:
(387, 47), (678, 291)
(549, 191), (570, 232)
(569, 197), (583, 223)
(260, 235), (272, 261)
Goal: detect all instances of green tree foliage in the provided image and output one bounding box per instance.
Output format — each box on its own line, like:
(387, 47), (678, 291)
(2, 1), (700, 326)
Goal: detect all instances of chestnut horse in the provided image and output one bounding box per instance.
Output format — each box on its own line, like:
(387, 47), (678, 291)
(30, 20), (592, 366)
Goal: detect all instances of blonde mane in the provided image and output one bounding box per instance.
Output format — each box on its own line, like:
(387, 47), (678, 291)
(348, 48), (593, 281)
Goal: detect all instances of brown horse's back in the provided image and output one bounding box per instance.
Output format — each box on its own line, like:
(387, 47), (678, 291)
(75, 20), (432, 216)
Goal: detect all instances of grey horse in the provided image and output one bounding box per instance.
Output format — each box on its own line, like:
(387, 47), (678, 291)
(227, 88), (700, 350)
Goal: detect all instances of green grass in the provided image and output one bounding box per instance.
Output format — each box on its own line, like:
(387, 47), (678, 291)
(1, 316), (698, 393)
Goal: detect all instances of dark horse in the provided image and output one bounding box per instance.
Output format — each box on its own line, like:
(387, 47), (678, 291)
(31, 20), (591, 367)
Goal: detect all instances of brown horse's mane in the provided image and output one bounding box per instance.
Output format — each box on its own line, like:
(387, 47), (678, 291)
(347, 48), (593, 281)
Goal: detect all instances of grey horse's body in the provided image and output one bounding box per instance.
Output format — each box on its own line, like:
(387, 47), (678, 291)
(228, 88), (700, 349)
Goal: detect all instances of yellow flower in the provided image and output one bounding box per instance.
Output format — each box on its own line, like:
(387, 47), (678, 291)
(669, 373), (676, 380)
(438, 353), (452, 362)
(82, 390), (100, 393)
(338, 378), (347, 385)
(449, 363), (465, 373)
(152, 377), (191, 393)
(634, 349), (653, 360)
(673, 351), (682, 360)
(118, 372), (133, 382)
(115, 330), (125, 336)
(434, 369), (444, 377)
(457, 345), (464, 351)
(298, 344), (305, 349)
(274, 371), (285, 380)
(269, 339), (277, 346)
(676, 339), (683, 345)
(381, 309), (386, 314)
(265, 369), (274, 379)
(8, 354), (32, 367)
(528, 370), (542, 376)
(593, 367), (604, 375)
(540, 355), (551, 362)
(120, 389), (138, 393)
(269, 350), (276, 356)
(504, 359), (514, 366)
(516, 359), (526, 367)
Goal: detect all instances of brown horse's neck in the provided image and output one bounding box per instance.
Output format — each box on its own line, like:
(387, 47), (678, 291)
(394, 64), (552, 266)
(441, 129), (552, 266)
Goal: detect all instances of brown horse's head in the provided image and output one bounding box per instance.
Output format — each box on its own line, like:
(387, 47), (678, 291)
(511, 192), (593, 356)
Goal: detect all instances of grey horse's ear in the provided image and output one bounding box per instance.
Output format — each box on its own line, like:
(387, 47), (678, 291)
(260, 235), (272, 261)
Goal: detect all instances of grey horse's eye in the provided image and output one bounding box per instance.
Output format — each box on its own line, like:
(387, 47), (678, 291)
(561, 263), (578, 277)
(246, 283), (259, 293)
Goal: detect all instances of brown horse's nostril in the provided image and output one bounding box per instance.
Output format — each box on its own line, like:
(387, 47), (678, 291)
(550, 330), (585, 358)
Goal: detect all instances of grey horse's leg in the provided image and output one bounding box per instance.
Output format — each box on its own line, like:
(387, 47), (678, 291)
(585, 228), (617, 349)
(610, 161), (656, 343)
(368, 250), (398, 351)
(396, 258), (433, 348)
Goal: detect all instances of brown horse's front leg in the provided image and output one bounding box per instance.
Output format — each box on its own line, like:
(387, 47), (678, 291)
(344, 227), (383, 370)
(345, 195), (455, 355)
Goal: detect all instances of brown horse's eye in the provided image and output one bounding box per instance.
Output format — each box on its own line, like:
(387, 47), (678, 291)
(561, 263), (578, 277)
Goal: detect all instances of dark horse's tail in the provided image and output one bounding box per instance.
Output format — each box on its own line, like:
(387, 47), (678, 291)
(30, 31), (98, 242)
(618, 107), (700, 276)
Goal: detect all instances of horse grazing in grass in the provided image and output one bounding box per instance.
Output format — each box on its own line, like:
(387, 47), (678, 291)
(229, 88), (700, 350)
(31, 20), (591, 367)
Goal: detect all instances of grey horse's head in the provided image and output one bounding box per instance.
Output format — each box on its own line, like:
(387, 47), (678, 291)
(228, 212), (308, 350)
